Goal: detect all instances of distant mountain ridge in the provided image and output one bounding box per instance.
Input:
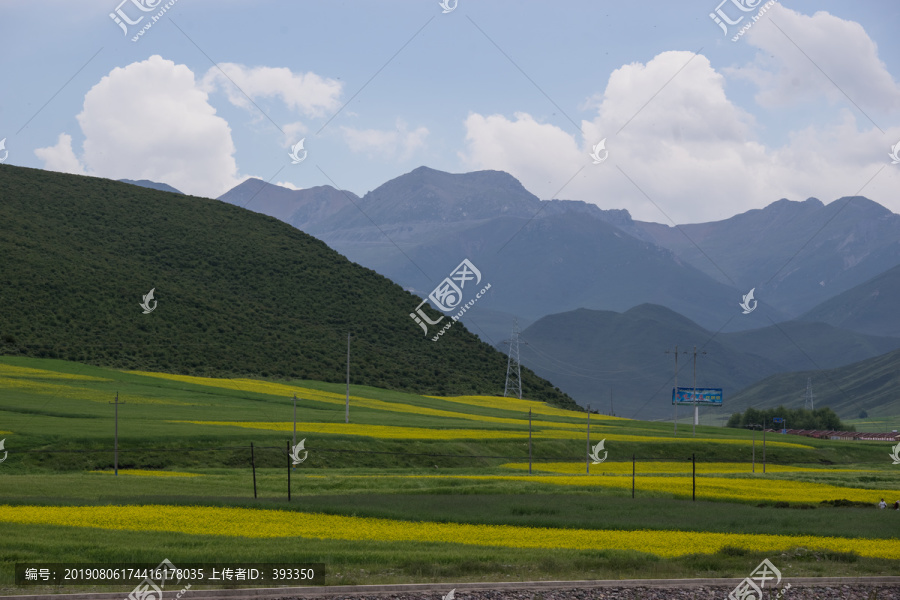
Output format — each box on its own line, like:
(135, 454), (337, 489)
(221, 167), (767, 339)
(218, 167), (900, 342)
(119, 179), (183, 195)
(513, 303), (900, 419)
(618, 196), (900, 317)
(726, 348), (900, 420)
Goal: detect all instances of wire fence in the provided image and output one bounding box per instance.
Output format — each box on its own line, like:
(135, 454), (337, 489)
(2, 440), (757, 503)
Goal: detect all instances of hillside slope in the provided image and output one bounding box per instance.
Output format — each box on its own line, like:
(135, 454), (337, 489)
(0, 164), (574, 408)
(512, 304), (900, 419)
(799, 264), (900, 338)
(725, 348), (900, 420)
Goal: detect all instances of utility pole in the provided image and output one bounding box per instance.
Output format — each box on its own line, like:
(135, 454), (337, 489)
(109, 392), (125, 476)
(802, 378), (815, 411)
(293, 394), (297, 447)
(665, 347), (685, 435)
(345, 333), (351, 423)
(691, 345), (706, 437)
(586, 404), (591, 475)
(749, 423), (761, 473)
(503, 318), (525, 399)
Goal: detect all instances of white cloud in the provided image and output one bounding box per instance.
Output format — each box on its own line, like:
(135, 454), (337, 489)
(201, 63), (343, 118)
(35, 55), (241, 197)
(33, 133), (85, 175)
(736, 5), (900, 113)
(275, 181), (302, 190)
(341, 118), (428, 161)
(460, 47), (900, 223)
(460, 112), (582, 189)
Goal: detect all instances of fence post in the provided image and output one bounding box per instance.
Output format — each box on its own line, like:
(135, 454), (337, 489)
(692, 453), (696, 502)
(631, 453), (635, 499)
(287, 441), (291, 502)
(251, 442), (257, 499)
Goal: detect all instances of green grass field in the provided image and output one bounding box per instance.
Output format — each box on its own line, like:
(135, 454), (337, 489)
(1, 356), (899, 594)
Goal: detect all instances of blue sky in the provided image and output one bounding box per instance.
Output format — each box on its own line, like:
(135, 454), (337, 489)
(1, 0), (898, 224)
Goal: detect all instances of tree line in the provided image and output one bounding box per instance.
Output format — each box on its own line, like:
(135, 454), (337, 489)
(726, 406), (854, 431)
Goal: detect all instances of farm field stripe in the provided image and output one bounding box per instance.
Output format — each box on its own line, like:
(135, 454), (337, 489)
(1, 505), (899, 559)
(500, 462), (872, 474)
(296, 473), (900, 503)
(173, 420), (810, 448)
(89, 470), (201, 477)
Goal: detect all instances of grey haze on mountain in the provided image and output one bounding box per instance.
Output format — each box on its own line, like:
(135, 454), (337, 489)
(606, 196), (900, 318)
(219, 166), (900, 341)
(514, 304), (900, 419)
(220, 167), (771, 341)
(799, 263), (900, 338)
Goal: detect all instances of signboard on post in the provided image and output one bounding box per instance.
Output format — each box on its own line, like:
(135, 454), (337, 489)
(672, 387), (723, 406)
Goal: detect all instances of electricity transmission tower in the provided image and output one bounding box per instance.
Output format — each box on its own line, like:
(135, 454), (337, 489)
(503, 318), (525, 399)
(802, 377), (815, 411)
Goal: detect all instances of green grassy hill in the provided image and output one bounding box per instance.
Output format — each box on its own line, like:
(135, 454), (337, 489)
(0, 165), (574, 408)
(722, 348), (900, 424)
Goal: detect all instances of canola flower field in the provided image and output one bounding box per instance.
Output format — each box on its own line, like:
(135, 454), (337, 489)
(0, 356), (899, 588)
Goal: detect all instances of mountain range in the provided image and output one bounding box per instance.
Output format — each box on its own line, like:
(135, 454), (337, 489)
(511, 303), (900, 421)
(217, 166), (900, 341)
(124, 167), (900, 417)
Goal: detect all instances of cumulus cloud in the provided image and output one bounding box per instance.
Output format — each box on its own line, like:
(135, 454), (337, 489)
(460, 43), (900, 223)
(33, 133), (85, 175)
(201, 63), (343, 119)
(341, 119), (428, 161)
(735, 5), (900, 113)
(35, 55), (241, 197)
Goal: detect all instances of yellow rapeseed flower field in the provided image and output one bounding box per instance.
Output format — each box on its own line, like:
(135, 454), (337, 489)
(0, 363), (111, 381)
(173, 420), (809, 448)
(170, 421), (581, 440)
(432, 394), (623, 420)
(90, 470), (201, 478)
(501, 462), (871, 475)
(1, 505), (897, 559)
(366, 473), (898, 504)
(130, 371), (587, 429)
(0, 377), (192, 405)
